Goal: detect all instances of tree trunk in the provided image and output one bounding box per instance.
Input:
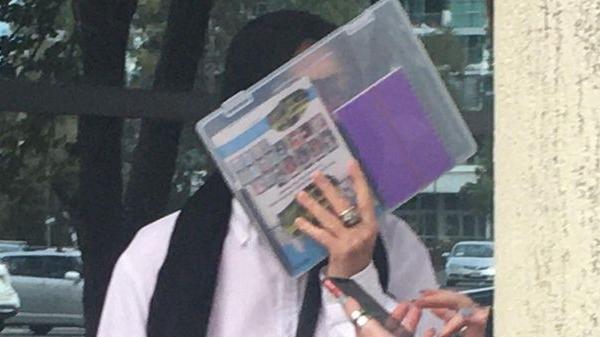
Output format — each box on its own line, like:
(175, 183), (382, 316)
(123, 0), (215, 235)
(73, 0), (137, 336)
(73, 0), (215, 334)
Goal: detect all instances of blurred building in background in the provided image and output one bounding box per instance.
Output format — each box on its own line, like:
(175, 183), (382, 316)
(394, 0), (493, 248)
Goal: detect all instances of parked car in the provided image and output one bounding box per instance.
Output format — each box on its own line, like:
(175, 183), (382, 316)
(0, 262), (20, 332)
(0, 248), (83, 335)
(444, 241), (494, 286)
(0, 240), (27, 253)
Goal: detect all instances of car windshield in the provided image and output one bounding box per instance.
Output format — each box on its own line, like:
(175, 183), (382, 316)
(452, 244), (493, 257)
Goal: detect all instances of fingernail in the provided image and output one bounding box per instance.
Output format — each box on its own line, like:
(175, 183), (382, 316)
(322, 279), (347, 304)
(390, 302), (410, 321)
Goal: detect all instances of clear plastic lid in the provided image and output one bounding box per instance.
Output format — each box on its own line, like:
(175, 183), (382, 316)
(195, 0), (477, 276)
(198, 0), (475, 190)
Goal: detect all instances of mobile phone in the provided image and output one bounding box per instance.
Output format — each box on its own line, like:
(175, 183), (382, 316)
(327, 277), (390, 324)
(326, 277), (414, 337)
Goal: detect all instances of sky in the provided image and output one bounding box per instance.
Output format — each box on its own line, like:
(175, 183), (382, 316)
(0, 22), (9, 36)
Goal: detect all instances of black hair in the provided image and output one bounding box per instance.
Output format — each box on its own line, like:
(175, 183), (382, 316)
(221, 10), (337, 101)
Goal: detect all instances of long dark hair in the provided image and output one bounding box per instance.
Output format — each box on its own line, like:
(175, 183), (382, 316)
(147, 10), (389, 337)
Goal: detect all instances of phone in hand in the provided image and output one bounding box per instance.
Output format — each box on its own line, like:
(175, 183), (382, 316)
(327, 277), (390, 324)
(325, 277), (415, 337)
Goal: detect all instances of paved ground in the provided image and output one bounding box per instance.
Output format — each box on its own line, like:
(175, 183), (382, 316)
(1, 327), (84, 337)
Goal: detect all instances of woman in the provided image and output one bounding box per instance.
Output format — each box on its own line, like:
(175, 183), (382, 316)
(96, 10), (438, 337)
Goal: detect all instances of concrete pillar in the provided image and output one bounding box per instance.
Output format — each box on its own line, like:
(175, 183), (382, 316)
(496, 0), (600, 335)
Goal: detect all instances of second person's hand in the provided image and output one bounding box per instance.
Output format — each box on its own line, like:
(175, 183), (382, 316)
(414, 289), (490, 337)
(342, 297), (436, 337)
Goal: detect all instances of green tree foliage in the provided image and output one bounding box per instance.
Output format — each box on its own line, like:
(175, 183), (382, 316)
(0, 0), (80, 245)
(0, 0), (81, 81)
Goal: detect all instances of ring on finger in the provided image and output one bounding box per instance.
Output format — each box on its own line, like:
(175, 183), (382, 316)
(352, 313), (372, 329)
(338, 205), (361, 227)
(350, 309), (366, 321)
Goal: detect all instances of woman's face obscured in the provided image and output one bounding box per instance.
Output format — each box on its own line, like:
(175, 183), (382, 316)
(292, 39), (354, 111)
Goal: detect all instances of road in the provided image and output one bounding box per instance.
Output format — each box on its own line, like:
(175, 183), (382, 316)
(1, 328), (84, 337)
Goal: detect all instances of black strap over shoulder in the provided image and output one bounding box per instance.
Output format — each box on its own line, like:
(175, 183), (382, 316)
(146, 173), (232, 337)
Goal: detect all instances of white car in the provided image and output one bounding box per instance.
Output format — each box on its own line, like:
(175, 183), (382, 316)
(0, 240), (27, 253)
(0, 263), (20, 332)
(0, 248), (83, 335)
(444, 241), (494, 286)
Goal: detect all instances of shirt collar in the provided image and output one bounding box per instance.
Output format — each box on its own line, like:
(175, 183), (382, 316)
(229, 198), (252, 245)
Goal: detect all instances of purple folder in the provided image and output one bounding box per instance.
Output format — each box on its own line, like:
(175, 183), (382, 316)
(335, 69), (453, 209)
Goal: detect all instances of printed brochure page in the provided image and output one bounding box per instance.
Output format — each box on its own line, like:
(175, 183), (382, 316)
(210, 77), (355, 275)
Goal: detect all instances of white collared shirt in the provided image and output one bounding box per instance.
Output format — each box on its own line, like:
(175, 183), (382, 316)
(96, 199), (440, 337)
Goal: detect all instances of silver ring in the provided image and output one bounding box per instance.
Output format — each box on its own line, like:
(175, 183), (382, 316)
(349, 309), (365, 321)
(338, 206), (361, 227)
(352, 313), (372, 328)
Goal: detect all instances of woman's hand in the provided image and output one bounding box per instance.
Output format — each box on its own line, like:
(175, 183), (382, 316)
(342, 297), (436, 337)
(295, 160), (377, 278)
(414, 289), (490, 337)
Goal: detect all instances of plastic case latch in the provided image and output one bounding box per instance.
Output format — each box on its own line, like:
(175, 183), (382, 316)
(222, 90), (254, 118)
(344, 9), (374, 35)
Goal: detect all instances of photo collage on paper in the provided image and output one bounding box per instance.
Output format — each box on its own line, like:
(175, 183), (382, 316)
(227, 115), (339, 196)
